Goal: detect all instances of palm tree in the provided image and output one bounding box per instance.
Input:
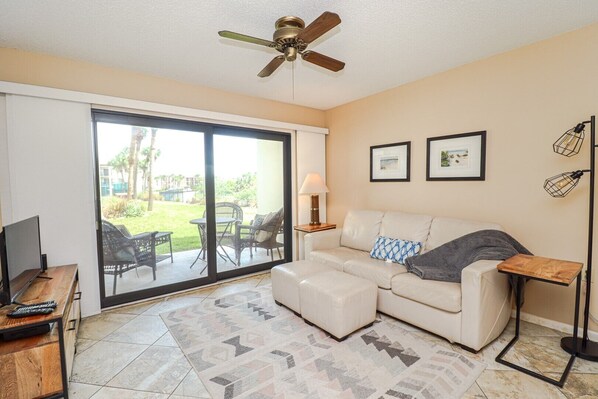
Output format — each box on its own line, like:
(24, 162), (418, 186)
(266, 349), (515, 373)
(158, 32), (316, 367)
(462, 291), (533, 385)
(138, 149), (161, 194)
(127, 126), (147, 199)
(127, 129), (137, 199)
(138, 153), (151, 193)
(173, 174), (185, 188)
(147, 128), (158, 211)
(132, 127), (147, 198)
(108, 147), (129, 183)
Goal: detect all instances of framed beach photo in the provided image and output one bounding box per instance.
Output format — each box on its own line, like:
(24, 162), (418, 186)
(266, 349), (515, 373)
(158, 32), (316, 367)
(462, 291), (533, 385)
(426, 131), (486, 181)
(370, 141), (410, 182)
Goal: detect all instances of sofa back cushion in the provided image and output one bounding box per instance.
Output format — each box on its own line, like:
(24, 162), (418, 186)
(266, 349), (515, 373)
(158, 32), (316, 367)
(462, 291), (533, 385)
(340, 210), (384, 251)
(426, 216), (503, 251)
(380, 211), (433, 246)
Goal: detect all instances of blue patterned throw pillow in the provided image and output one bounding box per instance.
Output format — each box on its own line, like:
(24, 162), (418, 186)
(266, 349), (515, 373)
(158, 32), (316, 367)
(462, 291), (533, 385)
(370, 236), (422, 264)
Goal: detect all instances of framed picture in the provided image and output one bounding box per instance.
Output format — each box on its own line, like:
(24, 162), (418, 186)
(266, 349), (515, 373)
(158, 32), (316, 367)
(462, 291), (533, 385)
(370, 141), (410, 182)
(426, 131), (486, 181)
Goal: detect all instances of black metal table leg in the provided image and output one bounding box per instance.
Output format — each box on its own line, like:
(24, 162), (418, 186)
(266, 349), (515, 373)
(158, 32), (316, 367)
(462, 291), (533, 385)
(190, 224), (206, 269)
(495, 274), (579, 387)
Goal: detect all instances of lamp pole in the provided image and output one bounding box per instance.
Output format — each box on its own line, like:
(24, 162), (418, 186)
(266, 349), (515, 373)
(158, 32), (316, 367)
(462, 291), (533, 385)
(561, 115), (598, 361)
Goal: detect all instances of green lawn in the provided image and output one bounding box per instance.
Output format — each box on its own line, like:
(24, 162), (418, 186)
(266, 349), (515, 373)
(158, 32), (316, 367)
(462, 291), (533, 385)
(109, 201), (204, 253)
(107, 200), (256, 253)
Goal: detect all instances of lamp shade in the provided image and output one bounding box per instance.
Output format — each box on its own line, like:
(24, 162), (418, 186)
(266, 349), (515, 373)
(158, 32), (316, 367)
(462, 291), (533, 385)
(543, 170), (584, 198)
(553, 123), (586, 157)
(299, 173), (329, 194)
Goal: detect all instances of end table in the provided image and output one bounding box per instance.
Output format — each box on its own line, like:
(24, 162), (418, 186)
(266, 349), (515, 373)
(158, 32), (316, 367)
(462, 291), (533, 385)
(293, 223), (336, 233)
(496, 254), (583, 387)
(293, 223), (336, 260)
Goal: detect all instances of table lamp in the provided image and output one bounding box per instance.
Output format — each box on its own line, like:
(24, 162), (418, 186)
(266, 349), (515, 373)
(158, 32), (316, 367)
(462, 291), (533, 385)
(299, 173), (329, 225)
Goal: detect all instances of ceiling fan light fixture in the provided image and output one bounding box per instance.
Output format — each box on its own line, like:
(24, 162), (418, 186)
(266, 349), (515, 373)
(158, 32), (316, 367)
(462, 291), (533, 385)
(284, 47), (298, 62)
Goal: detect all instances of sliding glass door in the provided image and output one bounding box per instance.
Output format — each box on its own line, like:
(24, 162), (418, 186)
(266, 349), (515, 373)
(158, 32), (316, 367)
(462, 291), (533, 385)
(93, 111), (291, 308)
(213, 130), (287, 277)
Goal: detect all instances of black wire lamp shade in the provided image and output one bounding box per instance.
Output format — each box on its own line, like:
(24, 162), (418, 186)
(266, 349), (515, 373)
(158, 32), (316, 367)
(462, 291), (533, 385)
(553, 123), (586, 157)
(543, 170), (585, 198)
(543, 115), (598, 363)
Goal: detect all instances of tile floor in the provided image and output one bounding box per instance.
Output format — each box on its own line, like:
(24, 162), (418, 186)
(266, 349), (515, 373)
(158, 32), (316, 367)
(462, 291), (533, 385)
(70, 272), (598, 399)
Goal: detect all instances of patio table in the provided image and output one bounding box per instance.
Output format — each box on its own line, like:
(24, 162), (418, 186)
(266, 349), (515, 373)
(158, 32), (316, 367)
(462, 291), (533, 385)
(189, 217), (237, 272)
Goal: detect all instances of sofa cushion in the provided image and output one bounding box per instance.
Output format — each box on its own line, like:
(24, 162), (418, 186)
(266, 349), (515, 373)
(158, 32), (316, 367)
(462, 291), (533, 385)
(370, 236), (422, 264)
(391, 273), (462, 313)
(340, 210), (384, 252)
(426, 217), (503, 251)
(344, 257), (407, 289)
(309, 247), (370, 271)
(380, 211), (433, 246)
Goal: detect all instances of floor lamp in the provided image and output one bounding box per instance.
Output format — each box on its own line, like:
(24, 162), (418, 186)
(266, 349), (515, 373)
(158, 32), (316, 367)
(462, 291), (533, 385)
(543, 115), (598, 361)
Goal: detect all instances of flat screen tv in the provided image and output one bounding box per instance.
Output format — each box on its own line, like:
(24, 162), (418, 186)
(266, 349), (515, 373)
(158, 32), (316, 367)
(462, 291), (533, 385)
(0, 216), (43, 305)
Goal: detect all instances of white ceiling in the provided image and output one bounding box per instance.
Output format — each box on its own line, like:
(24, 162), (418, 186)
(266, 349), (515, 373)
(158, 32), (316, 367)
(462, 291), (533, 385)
(1, 1), (597, 110)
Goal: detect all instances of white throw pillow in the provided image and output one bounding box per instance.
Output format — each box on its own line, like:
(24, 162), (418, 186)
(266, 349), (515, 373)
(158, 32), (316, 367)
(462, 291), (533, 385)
(255, 211), (277, 242)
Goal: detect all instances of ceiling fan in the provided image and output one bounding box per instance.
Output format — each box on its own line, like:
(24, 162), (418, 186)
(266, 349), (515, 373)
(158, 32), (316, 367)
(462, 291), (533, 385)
(218, 11), (345, 78)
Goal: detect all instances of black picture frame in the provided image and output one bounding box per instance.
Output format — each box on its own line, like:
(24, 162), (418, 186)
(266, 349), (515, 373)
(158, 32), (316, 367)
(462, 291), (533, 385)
(370, 141), (411, 182)
(426, 131), (486, 181)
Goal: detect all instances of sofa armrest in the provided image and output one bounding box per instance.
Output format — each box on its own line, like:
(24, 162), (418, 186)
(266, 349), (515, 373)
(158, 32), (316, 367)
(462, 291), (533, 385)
(304, 229), (342, 259)
(461, 260), (512, 351)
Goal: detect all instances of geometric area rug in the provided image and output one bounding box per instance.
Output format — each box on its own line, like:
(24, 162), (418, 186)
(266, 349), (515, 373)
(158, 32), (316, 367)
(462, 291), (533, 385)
(161, 286), (485, 399)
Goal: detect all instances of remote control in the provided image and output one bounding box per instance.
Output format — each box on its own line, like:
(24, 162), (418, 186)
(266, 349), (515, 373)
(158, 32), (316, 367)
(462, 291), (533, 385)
(18, 301), (57, 310)
(7, 306), (54, 318)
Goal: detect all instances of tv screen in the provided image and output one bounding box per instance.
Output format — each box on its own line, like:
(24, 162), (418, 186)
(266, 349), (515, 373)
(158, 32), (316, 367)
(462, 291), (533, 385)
(0, 216), (43, 305)
(0, 233), (6, 304)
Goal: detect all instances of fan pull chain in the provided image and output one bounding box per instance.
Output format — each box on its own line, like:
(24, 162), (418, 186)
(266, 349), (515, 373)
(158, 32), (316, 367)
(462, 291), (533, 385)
(292, 61), (295, 101)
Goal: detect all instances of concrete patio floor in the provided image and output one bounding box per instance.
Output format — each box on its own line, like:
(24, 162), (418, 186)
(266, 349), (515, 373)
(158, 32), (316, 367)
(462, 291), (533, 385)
(103, 246), (284, 296)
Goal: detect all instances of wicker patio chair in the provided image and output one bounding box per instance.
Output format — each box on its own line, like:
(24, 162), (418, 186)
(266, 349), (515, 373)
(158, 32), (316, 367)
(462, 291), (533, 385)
(101, 220), (159, 295)
(235, 208), (284, 265)
(115, 224), (174, 264)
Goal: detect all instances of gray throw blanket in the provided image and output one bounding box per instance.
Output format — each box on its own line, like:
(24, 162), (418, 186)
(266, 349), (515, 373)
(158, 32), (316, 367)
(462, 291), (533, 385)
(404, 229), (532, 283)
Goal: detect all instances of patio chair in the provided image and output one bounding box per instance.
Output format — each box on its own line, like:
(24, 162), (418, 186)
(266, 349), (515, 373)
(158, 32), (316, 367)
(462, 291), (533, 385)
(247, 215), (283, 257)
(198, 202), (244, 253)
(235, 208), (284, 265)
(101, 220), (159, 295)
(115, 224), (174, 264)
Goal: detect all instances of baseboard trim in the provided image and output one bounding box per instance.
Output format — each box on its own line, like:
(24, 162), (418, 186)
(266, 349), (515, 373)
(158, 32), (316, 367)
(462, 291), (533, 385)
(512, 310), (598, 341)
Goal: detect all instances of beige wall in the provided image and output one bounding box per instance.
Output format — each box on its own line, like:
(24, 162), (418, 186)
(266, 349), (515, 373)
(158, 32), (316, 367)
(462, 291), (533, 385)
(326, 23), (598, 331)
(0, 48), (326, 127)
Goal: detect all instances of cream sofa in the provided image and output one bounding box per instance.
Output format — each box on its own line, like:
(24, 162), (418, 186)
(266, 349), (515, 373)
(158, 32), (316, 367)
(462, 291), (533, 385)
(304, 210), (512, 351)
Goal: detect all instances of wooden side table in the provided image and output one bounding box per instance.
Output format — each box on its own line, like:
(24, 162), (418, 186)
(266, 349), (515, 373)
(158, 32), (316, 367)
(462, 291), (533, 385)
(495, 254), (583, 387)
(293, 224), (336, 260)
(294, 223), (336, 233)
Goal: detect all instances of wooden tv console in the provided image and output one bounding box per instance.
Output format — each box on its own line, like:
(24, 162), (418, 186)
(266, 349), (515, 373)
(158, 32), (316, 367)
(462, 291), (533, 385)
(0, 265), (80, 399)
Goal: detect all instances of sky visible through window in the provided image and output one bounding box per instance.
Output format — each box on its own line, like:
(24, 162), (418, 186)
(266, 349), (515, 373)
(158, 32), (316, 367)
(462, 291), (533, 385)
(97, 122), (257, 178)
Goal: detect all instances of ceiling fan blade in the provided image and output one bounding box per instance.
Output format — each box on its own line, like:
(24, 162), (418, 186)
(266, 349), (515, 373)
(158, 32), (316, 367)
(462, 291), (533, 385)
(258, 56), (285, 78)
(218, 30), (276, 48)
(301, 51), (345, 72)
(296, 11), (341, 44)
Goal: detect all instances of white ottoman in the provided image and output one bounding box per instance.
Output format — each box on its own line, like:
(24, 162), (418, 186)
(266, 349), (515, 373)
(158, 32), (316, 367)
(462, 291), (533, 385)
(271, 260), (333, 314)
(300, 271), (377, 341)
